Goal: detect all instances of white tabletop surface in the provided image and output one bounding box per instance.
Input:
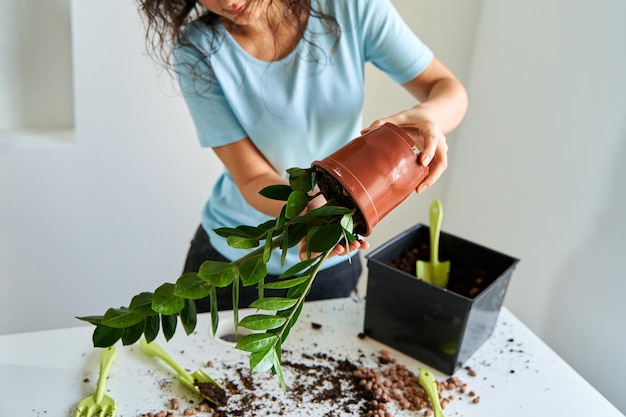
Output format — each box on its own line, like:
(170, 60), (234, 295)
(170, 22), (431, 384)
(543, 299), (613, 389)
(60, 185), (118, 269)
(0, 298), (623, 417)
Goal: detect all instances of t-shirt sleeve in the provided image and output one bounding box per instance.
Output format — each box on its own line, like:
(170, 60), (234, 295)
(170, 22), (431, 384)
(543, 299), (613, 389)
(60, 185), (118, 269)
(172, 45), (247, 148)
(357, 0), (434, 84)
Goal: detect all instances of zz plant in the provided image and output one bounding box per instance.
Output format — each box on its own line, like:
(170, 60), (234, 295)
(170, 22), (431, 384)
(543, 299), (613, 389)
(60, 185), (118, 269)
(77, 167), (360, 390)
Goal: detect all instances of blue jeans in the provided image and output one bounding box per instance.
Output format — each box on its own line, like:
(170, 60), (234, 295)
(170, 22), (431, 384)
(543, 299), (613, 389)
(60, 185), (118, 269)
(183, 226), (362, 312)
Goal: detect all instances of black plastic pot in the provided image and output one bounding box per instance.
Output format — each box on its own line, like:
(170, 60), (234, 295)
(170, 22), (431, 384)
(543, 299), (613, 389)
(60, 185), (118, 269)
(364, 224), (519, 375)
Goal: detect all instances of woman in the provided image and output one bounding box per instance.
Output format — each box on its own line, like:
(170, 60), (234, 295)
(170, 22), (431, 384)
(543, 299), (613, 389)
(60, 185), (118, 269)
(138, 0), (468, 311)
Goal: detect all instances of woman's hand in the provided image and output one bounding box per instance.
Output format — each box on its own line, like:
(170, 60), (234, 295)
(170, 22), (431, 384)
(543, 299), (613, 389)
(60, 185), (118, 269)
(362, 57), (468, 194)
(296, 192), (371, 261)
(362, 106), (448, 194)
(298, 236), (370, 261)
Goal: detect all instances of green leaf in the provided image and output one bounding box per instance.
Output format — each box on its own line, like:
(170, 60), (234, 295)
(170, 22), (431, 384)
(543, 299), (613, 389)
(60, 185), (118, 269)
(235, 225), (269, 239)
(285, 223), (308, 248)
(287, 281), (311, 299)
(287, 168), (315, 192)
(92, 324), (123, 347)
(226, 235), (260, 249)
(276, 206), (287, 230)
(180, 299), (197, 335)
(239, 314), (287, 331)
(174, 273), (212, 299)
(274, 358), (286, 392)
(235, 333), (278, 352)
(143, 315), (160, 342)
(214, 225), (268, 239)
(285, 191), (309, 219)
(307, 224), (343, 252)
(209, 287), (219, 336)
(259, 184), (293, 201)
(308, 206), (351, 217)
(250, 348), (277, 373)
(249, 297), (298, 311)
(152, 283), (185, 315)
(278, 258), (317, 278)
(198, 261), (238, 287)
(129, 292), (158, 316)
(161, 314), (177, 341)
(76, 315), (103, 326)
(121, 320), (145, 345)
(239, 255), (268, 286)
(263, 230), (274, 263)
(257, 220), (276, 231)
(101, 307), (145, 329)
(340, 213), (354, 234)
(280, 231), (289, 267)
(261, 276), (310, 289)
(232, 275), (239, 330)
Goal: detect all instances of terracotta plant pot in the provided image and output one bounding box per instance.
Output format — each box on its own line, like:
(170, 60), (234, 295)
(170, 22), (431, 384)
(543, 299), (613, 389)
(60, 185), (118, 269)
(312, 123), (428, 236)
(364, 224), (519, 375)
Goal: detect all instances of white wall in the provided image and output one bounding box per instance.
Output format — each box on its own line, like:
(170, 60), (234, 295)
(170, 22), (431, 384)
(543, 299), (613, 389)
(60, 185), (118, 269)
(361, 0), (482, 249)
(0, 0), (73, 131)
(0, 0), (218, 333)
(443, 0), (626, 412)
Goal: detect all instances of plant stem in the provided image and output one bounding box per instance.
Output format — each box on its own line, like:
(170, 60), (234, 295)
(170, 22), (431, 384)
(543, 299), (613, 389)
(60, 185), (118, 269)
(272, 248), (333, 344)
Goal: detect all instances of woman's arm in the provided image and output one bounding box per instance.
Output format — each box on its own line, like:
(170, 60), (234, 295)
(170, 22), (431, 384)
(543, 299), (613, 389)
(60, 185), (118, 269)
(212, 137), (290, 218)
(363, 57), (468, 193)
(214, 136), (369, 258)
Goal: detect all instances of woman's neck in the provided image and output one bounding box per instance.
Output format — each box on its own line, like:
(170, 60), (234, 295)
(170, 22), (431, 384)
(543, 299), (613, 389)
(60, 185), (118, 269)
(222, 2), (307, 62)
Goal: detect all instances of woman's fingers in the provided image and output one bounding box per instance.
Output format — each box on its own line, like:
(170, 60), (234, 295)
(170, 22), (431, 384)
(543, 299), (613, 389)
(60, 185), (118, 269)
(298, 237), (369, 261)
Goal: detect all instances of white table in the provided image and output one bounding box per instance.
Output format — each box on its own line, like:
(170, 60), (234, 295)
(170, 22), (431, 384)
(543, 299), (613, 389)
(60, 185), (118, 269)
(0, 298), (623, 416)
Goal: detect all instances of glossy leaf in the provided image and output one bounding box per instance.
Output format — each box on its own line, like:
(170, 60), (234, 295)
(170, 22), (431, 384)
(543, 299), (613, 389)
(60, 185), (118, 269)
(308, 206), (351, 217)
(213, 227), (251, 238)
(287, 168), (315, 192)
(122, 320), (145, 345)
(340, 213), (354, 234)
(239, 255), (268, 286)
(285, 223), (308, 248)
(285, 191), (309, 219)
(307, 224), (343, 252)
(76, 315), (103, 326)
(278, 258), (317, 278)
(261, 276), (310, 289)
(180, 298), (197, 335)
(280, 231), (289, 267)
(263, 230), (274, 263)
(161, 314), (177, 341)
(276, 206), (287, 230)
(101, 307), (145, 329)
(236, 225), (269, 239)
(232, 275), (239, 331)
(249, 297), (298, 311)
(259, 184), (293, 201)
(250, 348), (277, 373)
(152, 283), (185, 315)
(198, 261), (238, 287)
(129, 292), (158, 316)
(209, 287), (219, 336)
(235, 333), (278, 353)
(239, 314), (287, 331)
(274, 357), (286, 392)
(227, 235), (260, 249)
(92, 324), (123, 347)
(287, 281), (310, 299)
(143, 315), (160, 342)
(174, 273), (212, 299)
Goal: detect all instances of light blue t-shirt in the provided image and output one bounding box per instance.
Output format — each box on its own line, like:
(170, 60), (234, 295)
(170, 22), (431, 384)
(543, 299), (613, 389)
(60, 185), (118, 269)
(175, 0), (433, 274)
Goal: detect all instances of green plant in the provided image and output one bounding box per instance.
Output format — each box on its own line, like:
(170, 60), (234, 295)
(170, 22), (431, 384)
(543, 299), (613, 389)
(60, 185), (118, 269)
(77, 167), (360, 390)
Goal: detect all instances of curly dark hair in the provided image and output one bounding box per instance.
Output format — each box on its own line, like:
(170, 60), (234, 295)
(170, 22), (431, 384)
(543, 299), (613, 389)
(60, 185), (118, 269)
(137, 0), (340, 84)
